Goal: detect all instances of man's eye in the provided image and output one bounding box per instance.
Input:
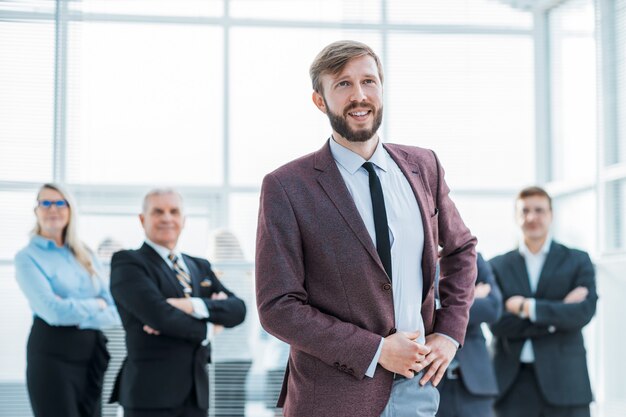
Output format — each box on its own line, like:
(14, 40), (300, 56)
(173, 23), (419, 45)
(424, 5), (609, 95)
(337, 81), (350, 87)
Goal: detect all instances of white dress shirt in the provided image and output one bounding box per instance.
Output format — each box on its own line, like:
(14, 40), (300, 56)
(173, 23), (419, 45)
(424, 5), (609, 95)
(329, 137), (427, 377)
(518, 237), (551, 363)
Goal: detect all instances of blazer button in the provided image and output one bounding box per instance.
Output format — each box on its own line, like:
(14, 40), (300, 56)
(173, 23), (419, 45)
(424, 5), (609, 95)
(334, 362), (340, 368)
(340, 365), (347, 371)
(382, 283), (392, 291)
(388, 327), (397, 336)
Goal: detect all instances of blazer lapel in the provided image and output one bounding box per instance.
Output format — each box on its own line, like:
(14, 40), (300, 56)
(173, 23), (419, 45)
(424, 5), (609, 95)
(510, 251), (532, 296)
(383, 144), (436, 301)
(536, 241), (566, 297)
(140, 243), (184, 297)
(314, 141), (387, 278)
(183, 254), (202, 295)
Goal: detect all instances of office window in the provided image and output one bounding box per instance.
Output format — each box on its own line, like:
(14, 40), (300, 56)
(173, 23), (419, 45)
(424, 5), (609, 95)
(229, 0), (380, 22)
(0, 265), (30, 382)
(552, 190), (596, 255)
(451, 194), (519, 259)
(0, 191), (38, 261)
(549, 0), (597, 182)
(0, 22), (54, 183)
(228, 193), (261, 261)
(387, 0), (532, 28)
(66, 22), (224, 186)
(68, 0), (224, 17)
(615, 0), (626, 164)
(605, 179), (625, 251)
(386, 34), (535, 189)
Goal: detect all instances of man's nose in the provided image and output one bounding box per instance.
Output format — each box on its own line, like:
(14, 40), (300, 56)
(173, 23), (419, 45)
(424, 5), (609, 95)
(350, 84), (367, 102)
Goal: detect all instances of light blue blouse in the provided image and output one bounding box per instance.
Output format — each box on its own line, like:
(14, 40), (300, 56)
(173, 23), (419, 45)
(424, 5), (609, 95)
(15, 235), (120, 329)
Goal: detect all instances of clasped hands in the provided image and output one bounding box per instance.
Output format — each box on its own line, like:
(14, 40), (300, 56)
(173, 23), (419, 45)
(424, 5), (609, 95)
(143, 291), (228, 336)
(378, 331), (457, 387)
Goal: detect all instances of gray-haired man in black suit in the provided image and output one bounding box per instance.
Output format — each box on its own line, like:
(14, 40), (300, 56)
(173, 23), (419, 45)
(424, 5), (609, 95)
(109, 189), (246, 417)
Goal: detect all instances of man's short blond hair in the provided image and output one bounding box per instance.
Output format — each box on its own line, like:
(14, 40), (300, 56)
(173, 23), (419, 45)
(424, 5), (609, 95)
(309, 40), (384, 94)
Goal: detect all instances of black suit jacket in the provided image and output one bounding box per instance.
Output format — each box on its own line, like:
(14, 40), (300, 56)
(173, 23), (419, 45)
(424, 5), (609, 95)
(453, 253), (502, 397)
(489, 241), (597, 407)
(109, 243), (246, 410)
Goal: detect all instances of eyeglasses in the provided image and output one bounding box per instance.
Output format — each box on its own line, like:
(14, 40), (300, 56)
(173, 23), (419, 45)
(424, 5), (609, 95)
(37, 200), (69, 209)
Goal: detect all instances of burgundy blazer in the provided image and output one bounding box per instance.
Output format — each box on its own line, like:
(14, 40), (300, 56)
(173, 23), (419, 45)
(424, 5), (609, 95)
(255, 140), (477, 417)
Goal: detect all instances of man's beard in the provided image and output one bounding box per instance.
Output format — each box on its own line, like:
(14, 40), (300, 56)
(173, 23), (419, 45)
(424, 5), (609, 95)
(324, 99), (383, 143)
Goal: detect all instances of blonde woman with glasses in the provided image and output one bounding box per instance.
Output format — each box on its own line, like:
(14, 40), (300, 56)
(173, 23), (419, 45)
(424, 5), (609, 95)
(14, 183), (120, 417)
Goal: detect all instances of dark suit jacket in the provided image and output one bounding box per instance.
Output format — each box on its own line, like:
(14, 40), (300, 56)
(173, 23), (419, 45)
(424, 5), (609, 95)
(255, 140), (477, 417)
(452, 253), (502, 397)
(489, 241), (597, 407)
(109, 243), (246, 410)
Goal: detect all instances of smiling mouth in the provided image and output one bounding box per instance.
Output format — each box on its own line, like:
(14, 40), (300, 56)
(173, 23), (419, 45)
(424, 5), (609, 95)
(347, 109), (372, 120)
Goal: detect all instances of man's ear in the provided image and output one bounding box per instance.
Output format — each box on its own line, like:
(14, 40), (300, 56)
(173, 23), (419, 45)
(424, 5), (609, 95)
(312, 90), (327, 114)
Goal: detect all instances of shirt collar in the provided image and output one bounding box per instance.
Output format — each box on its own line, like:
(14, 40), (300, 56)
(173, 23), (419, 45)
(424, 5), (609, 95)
(329, 136), (388, 175)
(145, 238), (181, 262)
(31, 234), (66, 250)
(519, 235), (552, 258)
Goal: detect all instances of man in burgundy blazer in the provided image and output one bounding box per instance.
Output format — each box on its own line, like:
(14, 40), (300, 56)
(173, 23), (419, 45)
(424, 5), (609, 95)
(255, 41), (477, 417)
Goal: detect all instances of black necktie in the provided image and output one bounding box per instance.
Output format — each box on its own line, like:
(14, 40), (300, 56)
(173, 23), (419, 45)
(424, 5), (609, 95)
(362, 162), (392, 280)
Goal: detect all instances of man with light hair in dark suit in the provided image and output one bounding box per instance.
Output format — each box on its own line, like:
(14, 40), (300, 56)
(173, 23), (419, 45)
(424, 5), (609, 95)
(255, 40), (477, 417)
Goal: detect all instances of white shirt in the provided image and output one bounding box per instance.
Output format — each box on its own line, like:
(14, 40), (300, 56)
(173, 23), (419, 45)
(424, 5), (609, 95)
(518, 237), (551, 363)
(329, 138), (426, 377)
(145, 239), (213, 344)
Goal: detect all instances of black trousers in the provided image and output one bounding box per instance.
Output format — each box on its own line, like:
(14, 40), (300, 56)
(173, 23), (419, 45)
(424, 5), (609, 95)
(26, 317), (110, 417)
(495, 364), (591, 417)
(437, 376), (495, 417)
(123, 388), (207, 417)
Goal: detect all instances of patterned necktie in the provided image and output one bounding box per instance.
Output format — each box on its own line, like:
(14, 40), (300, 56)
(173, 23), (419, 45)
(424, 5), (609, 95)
(362, 162), (392, 280)
(168, 253), (193, 297)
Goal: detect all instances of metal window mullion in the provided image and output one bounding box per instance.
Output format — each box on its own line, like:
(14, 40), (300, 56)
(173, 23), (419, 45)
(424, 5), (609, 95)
(52, 0), (69, 183)
(600, 0), (618, 167)
(61, 10), (531, 36)
(598, 0), (620, 255)
(221, 0), (231, 230)
(533, 8), (552, 184)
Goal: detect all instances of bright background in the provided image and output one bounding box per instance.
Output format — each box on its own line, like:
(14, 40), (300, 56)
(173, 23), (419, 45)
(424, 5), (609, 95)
(1, 0), (625, 416)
